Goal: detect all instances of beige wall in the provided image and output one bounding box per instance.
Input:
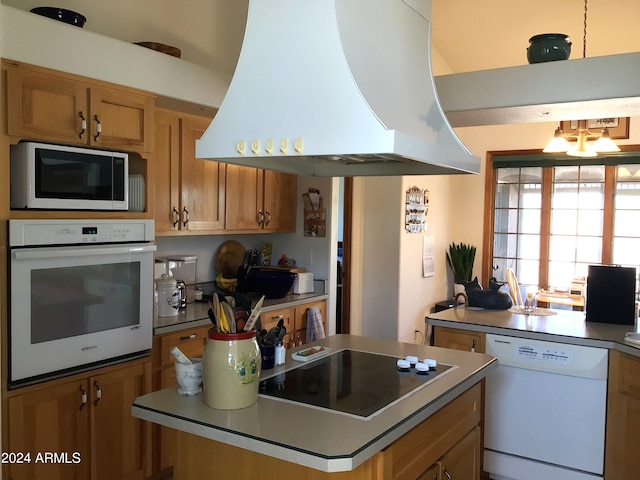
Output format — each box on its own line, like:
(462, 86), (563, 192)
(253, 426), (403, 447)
(350, 45), (640, 343)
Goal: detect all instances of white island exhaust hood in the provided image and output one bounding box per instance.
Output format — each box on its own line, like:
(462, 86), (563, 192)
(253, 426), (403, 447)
(196, 0), (479, 177)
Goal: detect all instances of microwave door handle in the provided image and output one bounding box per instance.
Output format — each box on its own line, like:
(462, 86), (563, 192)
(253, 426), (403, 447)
(12, 244), (157, 261)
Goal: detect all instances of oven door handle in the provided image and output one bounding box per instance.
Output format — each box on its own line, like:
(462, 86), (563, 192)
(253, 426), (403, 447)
(12, 244), (157, 260)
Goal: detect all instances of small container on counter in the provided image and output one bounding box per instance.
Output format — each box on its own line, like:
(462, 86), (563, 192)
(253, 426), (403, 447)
(156, 274), (180, 317)
(275, 341), (286, 365)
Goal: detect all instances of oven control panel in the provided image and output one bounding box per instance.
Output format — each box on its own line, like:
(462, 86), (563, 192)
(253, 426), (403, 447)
(9, 219), (155, 246)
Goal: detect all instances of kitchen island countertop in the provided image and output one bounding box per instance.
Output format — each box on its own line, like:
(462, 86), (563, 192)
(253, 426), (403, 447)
(427, 307), (640, 357)
(132, 334), (495, 473)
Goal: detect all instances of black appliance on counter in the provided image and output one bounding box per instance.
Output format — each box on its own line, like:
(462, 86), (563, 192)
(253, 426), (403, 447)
(586, 265), (637, 325)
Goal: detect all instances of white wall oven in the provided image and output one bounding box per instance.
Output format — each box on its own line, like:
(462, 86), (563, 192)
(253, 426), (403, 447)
(8, 219), (156, 388)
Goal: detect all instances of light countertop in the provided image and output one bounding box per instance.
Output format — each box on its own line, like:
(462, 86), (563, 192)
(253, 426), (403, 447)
(427, 307), (640, 356)
(132, 334), (496, 472)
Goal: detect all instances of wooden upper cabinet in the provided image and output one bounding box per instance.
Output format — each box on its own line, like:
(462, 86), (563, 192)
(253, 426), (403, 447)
(154, 109), (225, 234)
(225, 165), (263, 230)
(6, 65), (89, 145)
(263, 169), (297, 232)
(4, 61), (154, 153)
(225, 165), (297, 233)
(89, 86), (154, 152)
(180, 117), (225, 232)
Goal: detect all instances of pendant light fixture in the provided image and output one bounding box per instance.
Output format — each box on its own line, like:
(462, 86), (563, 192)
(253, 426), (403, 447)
(543, 0), (621, 157)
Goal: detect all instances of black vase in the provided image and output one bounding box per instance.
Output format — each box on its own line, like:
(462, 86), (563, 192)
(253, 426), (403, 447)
(527, 33), (571, 64)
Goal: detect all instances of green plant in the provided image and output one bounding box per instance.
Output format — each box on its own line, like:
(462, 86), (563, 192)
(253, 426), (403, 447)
(446, 243), (476, 283)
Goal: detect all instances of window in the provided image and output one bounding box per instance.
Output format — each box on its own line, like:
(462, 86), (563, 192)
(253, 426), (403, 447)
(486, 151), (640, 295)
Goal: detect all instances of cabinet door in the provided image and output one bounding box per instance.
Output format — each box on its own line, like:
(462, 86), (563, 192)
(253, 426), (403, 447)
(262, 170), (297, 232)
(417, 463), (440, 480)
(439, 426), (481, 480)
(294, 300), (327, 345)
(180, 116), (226, 232)
(89, 86), (155, 152)
(225, 164), (263, 230)
(6, 379), (90, 480)
(6, 65), (89, 145)
(605, 350), (640, 479)
(434, 327), (485, 353)
(154, 109), (181, 232)
(90, 361), (151, 480)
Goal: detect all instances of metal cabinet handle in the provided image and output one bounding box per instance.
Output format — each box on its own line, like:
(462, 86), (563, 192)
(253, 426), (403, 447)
(93, 115), (102, 141)
(264, 210), (271, 226)
(182, 207), (190, 227)
(78, 111), (87, 139)
(471, 339), (477, 352)
(172, 207), (180, 227)
(257, 210), (265, 226)
(94, 381), (102, 406)
(271, 314), (284, 320)
(179, 333), (197, 341)
(443, 467), (452, 479)
(79, 385), (88, 410)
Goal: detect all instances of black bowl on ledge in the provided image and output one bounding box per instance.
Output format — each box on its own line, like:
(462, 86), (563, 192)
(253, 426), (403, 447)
(253, 270), (297, 299)
(30, 7), (87, 28)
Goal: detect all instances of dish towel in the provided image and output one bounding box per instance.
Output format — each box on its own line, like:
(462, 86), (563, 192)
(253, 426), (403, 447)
(306, 306), (325, 342)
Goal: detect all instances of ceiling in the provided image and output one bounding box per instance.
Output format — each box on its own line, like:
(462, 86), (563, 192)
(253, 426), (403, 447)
(431, 0), (640, 73)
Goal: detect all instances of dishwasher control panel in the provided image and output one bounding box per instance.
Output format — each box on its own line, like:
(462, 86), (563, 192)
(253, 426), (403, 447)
(486, 333), (608, 379)
(514, 344), (574, 365)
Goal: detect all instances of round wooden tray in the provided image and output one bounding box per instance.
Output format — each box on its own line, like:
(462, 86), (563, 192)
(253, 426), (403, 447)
(134, 42), (181, 58)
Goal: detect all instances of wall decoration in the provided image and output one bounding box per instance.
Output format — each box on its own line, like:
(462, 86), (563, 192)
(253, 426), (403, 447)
(561, 117), (630, 139)
(405, 186), (429, 234)
(302, 188), (326, 237)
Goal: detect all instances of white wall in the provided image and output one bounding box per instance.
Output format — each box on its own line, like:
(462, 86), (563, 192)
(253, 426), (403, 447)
(1, 0), (247, 76)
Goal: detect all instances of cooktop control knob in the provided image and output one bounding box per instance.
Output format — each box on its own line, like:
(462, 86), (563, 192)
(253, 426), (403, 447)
(423, 359), (437, 371)
(415, 362), (429, 375)
(397, 359), (411, 372)
(405, 355), (418, 367)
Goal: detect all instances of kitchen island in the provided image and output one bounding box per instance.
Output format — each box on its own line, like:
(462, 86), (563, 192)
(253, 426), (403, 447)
(133, 334), (496, 479)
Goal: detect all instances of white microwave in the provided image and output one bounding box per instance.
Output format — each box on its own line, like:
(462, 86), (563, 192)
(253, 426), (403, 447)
(10, 142), (129, 210)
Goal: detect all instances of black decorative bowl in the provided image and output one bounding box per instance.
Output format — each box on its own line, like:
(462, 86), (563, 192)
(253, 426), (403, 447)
(527, 33), (571, 64)
(253, 270), (297, 299)
(30, 7), (87, 28)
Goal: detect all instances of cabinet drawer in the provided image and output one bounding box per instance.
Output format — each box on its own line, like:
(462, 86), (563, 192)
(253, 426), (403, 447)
(158, 326), (210, 367)
(260, 308), (294, 332)
(260, 308), (294, 347)
(434, 327), (485, 353)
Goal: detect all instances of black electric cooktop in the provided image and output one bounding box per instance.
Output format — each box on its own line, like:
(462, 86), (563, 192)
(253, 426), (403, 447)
(259, 349), (453, 419)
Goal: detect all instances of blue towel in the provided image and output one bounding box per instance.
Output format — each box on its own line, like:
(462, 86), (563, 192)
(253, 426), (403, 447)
(305, 306), (325, 342)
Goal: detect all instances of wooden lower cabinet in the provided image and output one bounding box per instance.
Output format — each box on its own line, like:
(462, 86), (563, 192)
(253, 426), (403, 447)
(605, 349), (640, 479)
(4, 359), (152, 480)
(433, 326), (485, 354)
(293, 300), (327, 346)
(172, 383), (481, 480)
(151, 325), (210, 472)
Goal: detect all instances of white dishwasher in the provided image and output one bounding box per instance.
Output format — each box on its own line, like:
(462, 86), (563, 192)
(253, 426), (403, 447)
(484, 333), (608, 480)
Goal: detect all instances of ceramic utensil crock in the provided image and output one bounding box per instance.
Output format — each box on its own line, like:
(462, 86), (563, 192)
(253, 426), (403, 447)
(203, 330), (261, 409)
